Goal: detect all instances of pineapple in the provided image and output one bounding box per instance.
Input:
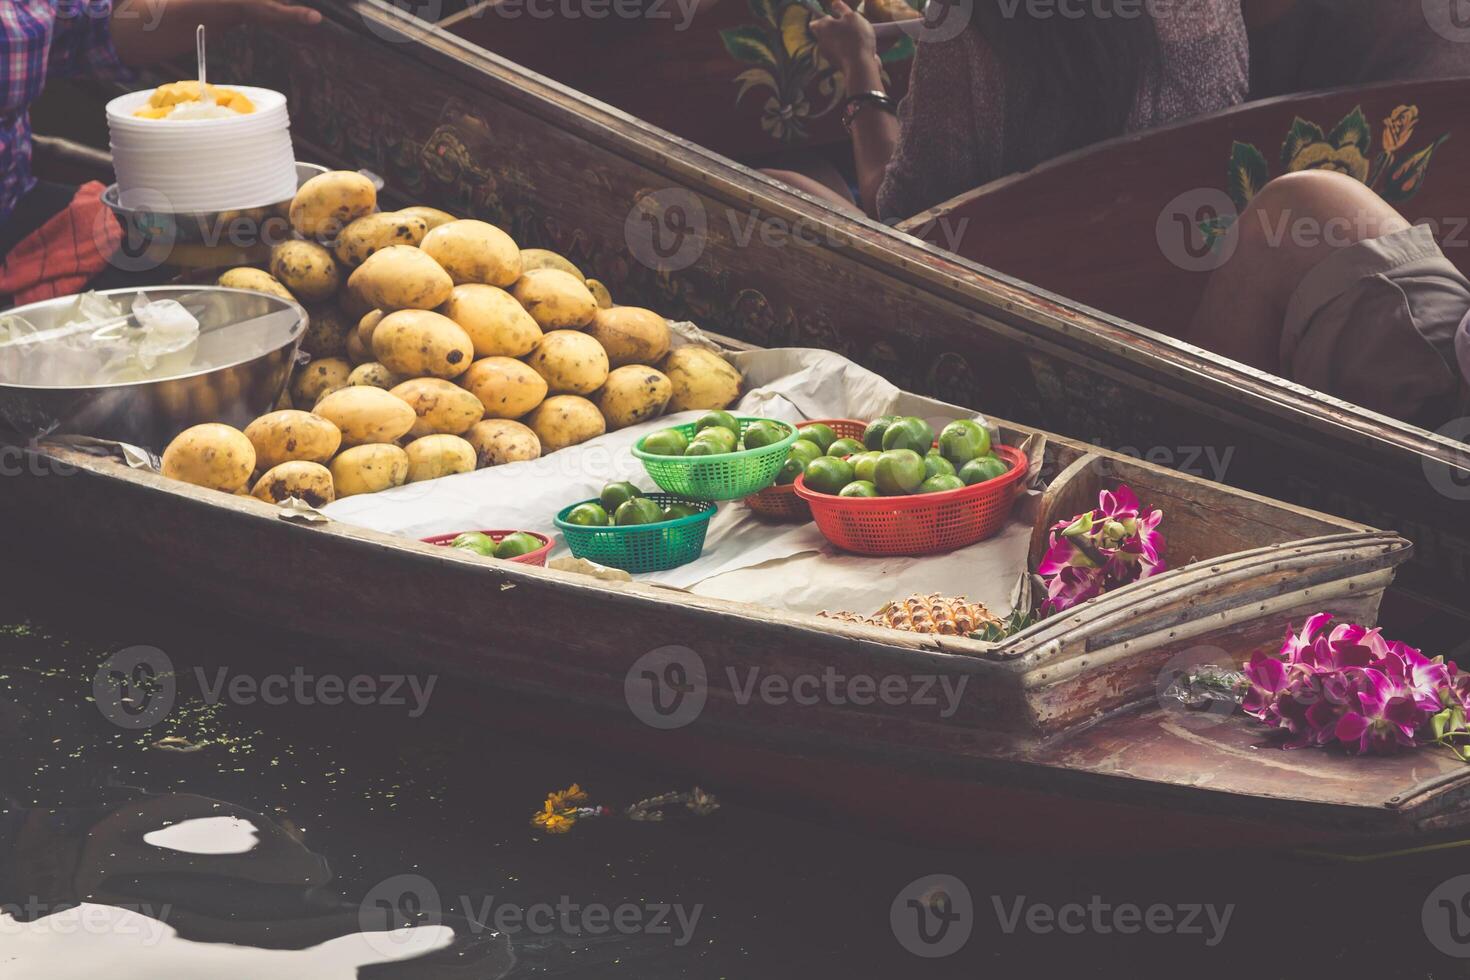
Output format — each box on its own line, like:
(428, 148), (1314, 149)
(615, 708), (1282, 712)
(820, 594), (1002, 636)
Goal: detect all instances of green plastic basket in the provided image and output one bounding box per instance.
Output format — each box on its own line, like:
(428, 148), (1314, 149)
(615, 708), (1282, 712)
(553, 494), (716, 573)
(631, 417), (798, 501)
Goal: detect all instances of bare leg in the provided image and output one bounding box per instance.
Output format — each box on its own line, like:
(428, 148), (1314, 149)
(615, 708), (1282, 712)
(1185, 171), (1411, 373)
(759, 168), (863, 215)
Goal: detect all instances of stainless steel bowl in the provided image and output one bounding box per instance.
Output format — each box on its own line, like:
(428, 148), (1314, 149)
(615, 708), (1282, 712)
(102, 162), (328, 247)
(0, 286), (306, 450)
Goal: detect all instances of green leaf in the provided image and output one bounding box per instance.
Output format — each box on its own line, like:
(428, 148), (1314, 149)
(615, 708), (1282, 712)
(732, 67), (777, 104)
(1328, 106), (1372, 154)
(1380, 134), (1450, 203)
(1226, 141), (1271, 211)
(748, 0), (779, 23)
(880, 35), (916, 63)
(1198, 213), (1236, 251)
(720, 25), (778, 68)
(1280, 117), (1326, 171)
(1433, 709), (1451, 740)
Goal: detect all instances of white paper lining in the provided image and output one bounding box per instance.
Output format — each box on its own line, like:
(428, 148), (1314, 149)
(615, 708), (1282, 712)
(324, 347), (1038, 618)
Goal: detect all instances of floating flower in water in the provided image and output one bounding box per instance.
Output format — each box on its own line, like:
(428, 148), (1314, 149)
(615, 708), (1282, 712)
(531, 801), (578, 835)
(545, 783), (587, 811)
(530, 784), (720, 835)
(1037, 485), (1165, 615)
(1243, 614), (1470, 758)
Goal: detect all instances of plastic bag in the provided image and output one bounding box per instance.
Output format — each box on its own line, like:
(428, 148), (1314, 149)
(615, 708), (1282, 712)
(0, 291), (199, 386)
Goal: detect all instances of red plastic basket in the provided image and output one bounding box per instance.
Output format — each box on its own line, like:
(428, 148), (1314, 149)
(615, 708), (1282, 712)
(744, 418), (869, 521)
(793, 444), (1029, 555)
(420, 529), (554, 566)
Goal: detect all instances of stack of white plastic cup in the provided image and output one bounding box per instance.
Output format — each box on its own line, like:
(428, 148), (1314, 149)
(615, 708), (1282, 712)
(106, 87), (298, 213)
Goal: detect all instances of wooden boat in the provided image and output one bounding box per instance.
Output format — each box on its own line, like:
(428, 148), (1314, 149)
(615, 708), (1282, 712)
(163, 4), (1470, 630)
(902, 76), (1470, 360)
(6, 316), (1465, 853)
(439, 0), (917, 160)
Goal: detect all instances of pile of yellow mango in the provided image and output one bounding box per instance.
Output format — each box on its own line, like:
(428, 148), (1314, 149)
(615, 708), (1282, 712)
(162, 170), (741, 503)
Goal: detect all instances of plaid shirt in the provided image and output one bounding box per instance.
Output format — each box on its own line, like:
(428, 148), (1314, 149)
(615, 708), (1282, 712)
(2, 1), (133, 225)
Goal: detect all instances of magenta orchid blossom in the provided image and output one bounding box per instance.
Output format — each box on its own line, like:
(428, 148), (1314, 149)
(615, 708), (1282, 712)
(1037, 485), (1165, 615)
(1243, 615), (1470, 758)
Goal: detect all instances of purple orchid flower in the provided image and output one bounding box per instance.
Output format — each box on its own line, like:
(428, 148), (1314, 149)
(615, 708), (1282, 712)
(1037, 485), (1166, 616)
(1243, 614), (1468, 757)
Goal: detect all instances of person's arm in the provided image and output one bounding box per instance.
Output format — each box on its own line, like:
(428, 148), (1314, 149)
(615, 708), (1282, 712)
(110, 0), (322, 68)
(46, 1), (137, 83)
(811, 1), (898, 217)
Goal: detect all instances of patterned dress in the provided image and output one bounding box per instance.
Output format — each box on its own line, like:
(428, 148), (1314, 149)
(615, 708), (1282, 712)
(875, 0), (1249, 220)
(1, 0), (133, 225)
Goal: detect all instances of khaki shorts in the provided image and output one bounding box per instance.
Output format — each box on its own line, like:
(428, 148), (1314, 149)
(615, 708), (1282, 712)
(1282, 224), (1469, 425)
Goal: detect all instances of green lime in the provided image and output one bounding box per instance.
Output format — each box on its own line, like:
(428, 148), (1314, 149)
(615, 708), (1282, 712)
(741, 420), (787, 450)
(494, 531), (543, 558)
(565, 502), (611, 526)
(803, 456), (855, 495)
(787, 439), (823, 468)
(615, 497), (666, 525)
(775, 456), (806, 485)
(852, 451), (882, 483)
(874, 449), (925, 495)
(796, 423), (837, 453)
(691, 427), (737, 453)
(959, 454), (1010, 486)
(450, 531), (496, 556)
(919, 474), (966, 494)
(663, 501), (701, 520)
(881, 416), (935, 455)
(695, 411), (739, 436)
(862, 415), (900, 451)
(838, 480), (879, 498)
(923, 452), (956, 481)
(600, 481), (643, 513)
(938, 419), (991, 466)
(684, 440), (720, 457)
(827, 437), (865, 458)
(642, 428), (688, 456)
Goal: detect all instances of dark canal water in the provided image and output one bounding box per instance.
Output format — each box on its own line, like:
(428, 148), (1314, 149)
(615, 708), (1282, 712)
(1, 572), (1467, 979)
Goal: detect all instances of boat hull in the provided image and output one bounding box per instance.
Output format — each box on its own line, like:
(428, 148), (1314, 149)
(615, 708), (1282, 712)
(5, 430), (1460, 853)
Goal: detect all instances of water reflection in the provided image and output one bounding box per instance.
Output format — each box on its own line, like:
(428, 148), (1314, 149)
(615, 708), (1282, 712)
(1, 791), (510, 977)
(6, 581), (1470, 978)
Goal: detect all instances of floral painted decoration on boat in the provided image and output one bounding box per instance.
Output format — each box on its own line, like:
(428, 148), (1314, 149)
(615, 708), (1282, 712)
(1205, 104), (1449, 244)
(1036, 484), (1165, 616)
(531, 785), (721, 835)
(1243, 614), (1470, 759)
(720, 0), (911, 143)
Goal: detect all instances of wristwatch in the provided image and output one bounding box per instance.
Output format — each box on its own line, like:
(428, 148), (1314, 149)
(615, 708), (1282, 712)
(841, 91), (897, 131)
